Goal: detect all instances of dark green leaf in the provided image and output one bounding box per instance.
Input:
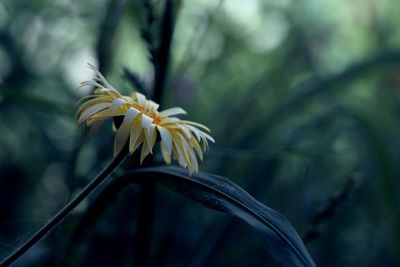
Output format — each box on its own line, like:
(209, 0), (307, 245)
(124, 166), (316, 267)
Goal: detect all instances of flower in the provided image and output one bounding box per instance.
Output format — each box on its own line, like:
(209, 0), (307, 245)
(75, 64), (214, 174)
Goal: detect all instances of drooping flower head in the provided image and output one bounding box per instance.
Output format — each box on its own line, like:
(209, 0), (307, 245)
(75, 64), (214, 174)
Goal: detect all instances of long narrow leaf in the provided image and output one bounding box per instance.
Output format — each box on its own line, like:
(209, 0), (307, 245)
(67, 166), (315, 266)
(127, 166), (315, 266)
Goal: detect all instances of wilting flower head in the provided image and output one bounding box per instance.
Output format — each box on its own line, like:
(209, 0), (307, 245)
(75, 64), (214, 174)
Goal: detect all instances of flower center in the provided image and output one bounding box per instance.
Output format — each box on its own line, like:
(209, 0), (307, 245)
(131, 102), (162, 125)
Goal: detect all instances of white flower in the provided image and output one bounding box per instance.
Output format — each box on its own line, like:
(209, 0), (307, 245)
(76, 64), (214, 174)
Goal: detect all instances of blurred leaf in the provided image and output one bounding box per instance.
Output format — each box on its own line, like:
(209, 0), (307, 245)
(242, 51), (400, 143)
(0, 85), (73, 116)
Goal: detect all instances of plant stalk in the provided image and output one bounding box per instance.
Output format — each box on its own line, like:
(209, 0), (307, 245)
(0, 146), (129, 267)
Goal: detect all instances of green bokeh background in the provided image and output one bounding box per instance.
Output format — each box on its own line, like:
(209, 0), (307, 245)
(1, 0), (400, 266)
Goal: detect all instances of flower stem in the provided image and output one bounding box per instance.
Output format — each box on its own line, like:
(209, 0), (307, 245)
(0, 146), (129, 267)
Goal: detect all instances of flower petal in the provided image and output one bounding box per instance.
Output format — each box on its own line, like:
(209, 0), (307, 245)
(148, 100), (160, 111)
(125, 107), (141, 124)
(144, 124), (156, 154)
(180, 120), (210, 132)
(159, 107), (187, 117)
(140, 135), (154, 164)
(96, 88), (121, 98)
(185, 125), (201, 141)
(134, 92), (146, 106)
(75, 96), (113, 119)
(141, 114), (153, 128)
(189, 137), (203, 160)
(175, 132), (192, 168)
(89, 108), (126, 121)
(200, 131), (215, 143)
(78, 102), (111, 124)
(79, 80), (103, 89)
(178, 125), (192, 139)
(173, 142), (187, 168)
(188, 148), (198, 174)
(161, 143), (171, 164)
(114, 124), (130, 156)
(147, 123), (156, 138)
(88, 63), (114, 89)
(157, 126), (172, 155)
(110, 98), (128, 111)
(91, 120), (104, 136)
(113, 108), (140, 156)
(129, 119), (143, 154)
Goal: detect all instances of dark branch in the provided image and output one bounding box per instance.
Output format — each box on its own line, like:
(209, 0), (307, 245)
(152, 0), (176, 104)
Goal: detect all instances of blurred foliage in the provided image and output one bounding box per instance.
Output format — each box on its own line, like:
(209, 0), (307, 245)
(1, 0), (400, 266)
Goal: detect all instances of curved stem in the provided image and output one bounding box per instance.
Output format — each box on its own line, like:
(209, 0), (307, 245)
(0, 146), (129, 267)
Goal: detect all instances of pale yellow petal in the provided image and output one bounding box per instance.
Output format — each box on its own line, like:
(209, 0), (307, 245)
(177, 132), (197, 172)
(184, 125), (201, 141)
(78, 102), (111, 124)
(179, 120), (210, 132)
(140, 138), (152, 164)
(129, 119), (142, 154)
(125, 107), (140, 123)
(89, 109), (126, 121)
(91, 120), (104, 136)
(130, 130), (145, 155)
(161, 143), (171, 164)
(172, 139), (187, 168)
(134, 92), (146, 106)
(110, 98), (129, 111)
(113, 108), (139, 156)
(173, 132), (192, 168)
(79, 80), (103, 88)
(189, 137), (203, 160)
(143, 124), (157, 154)
(76, 96), (113, 118)
(199, 131), (215, 143)
(178, 125), (192, 139)
(159, 107), (187, 117)
(98, 88), (121, 98)
(87, 63), (115, 90)
(147, 100), (159, 111)
(157, 126), (172, 155)
(141, 114), (153, 128)
(114, 123), (130, 156)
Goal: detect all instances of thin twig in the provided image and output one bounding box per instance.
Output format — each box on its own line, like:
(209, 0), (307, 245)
(304, 174), (362, 242)
(0, 146), (129, 267)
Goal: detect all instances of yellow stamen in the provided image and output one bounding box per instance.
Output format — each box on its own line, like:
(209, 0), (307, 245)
(131, 102), (162, 125)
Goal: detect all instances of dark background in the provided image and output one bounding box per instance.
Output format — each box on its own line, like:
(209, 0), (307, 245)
(1, 0), (400, 266)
